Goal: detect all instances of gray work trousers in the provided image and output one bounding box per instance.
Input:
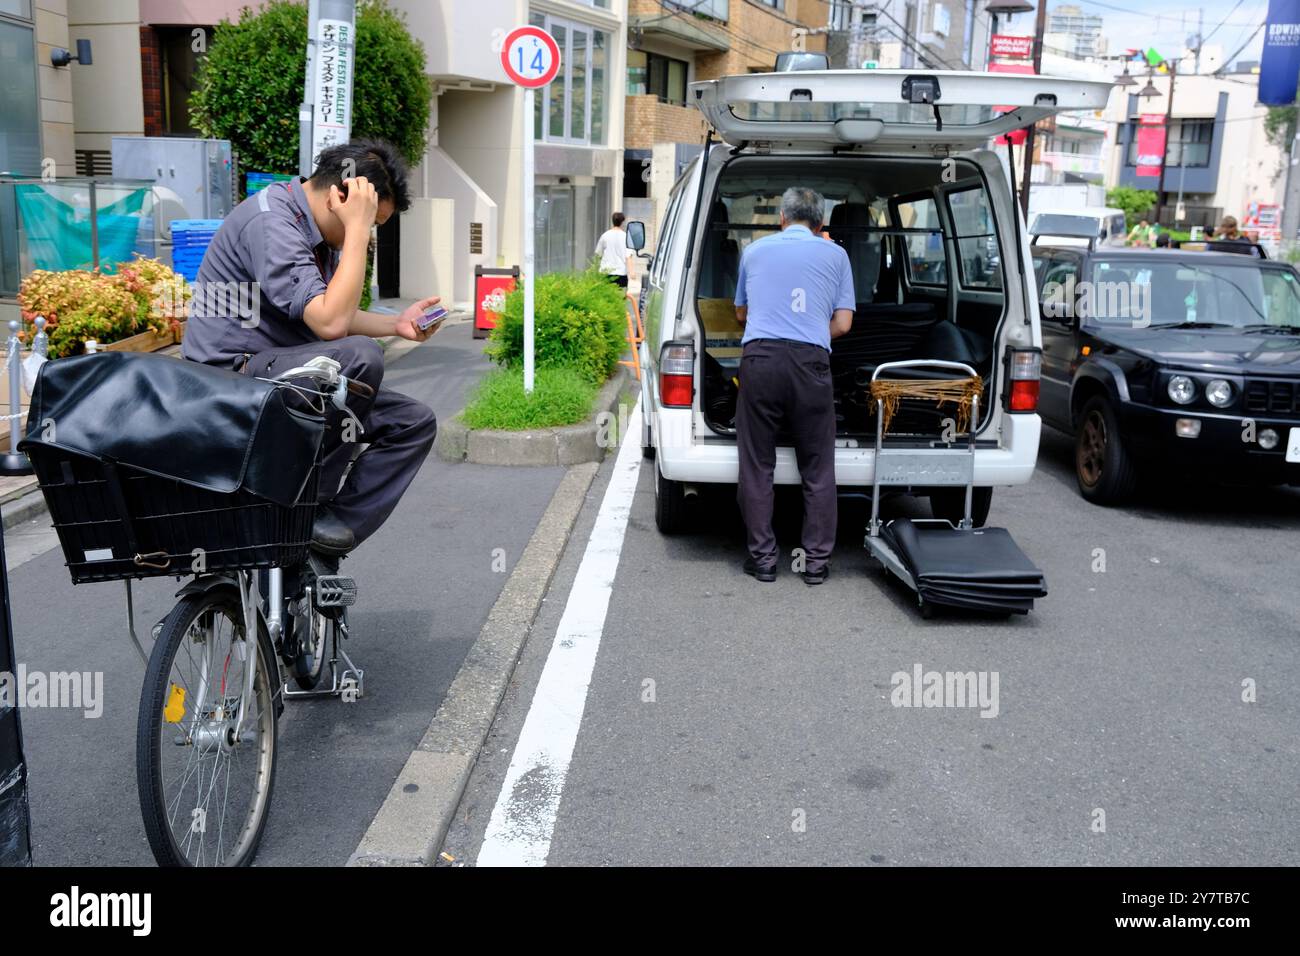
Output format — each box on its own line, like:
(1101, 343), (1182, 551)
(241, 335), (436, 545)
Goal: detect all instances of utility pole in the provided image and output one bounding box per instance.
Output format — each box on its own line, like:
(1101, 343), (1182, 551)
(1193, 8), (1203, 75)
(1019, 0), (1049, 218)
(1153, 60), (1178, 226)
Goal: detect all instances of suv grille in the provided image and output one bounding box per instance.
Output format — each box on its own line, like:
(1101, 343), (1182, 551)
(1243, 378), (1300, 417)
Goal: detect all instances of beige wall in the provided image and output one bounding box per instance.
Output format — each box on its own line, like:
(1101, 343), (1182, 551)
(35, 0), (74, 175)
(68, 0), (143, 154)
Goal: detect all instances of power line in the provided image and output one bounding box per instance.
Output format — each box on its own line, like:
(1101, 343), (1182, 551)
(1201, 0), (1249, 46)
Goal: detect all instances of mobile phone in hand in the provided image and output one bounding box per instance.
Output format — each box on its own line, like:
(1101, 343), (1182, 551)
(416, 304), (448, 332)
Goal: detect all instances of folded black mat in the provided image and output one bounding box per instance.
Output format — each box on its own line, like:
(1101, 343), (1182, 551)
(882, 520), (1047, 585)
(918, 586), (1036, 613)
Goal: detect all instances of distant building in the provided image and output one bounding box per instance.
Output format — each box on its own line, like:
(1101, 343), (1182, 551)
(1104, 70), (1285, 231)
(1047, 4), (1105, 59)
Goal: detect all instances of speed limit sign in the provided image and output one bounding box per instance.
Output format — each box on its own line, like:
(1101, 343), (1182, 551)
(501, 26), (560, 89)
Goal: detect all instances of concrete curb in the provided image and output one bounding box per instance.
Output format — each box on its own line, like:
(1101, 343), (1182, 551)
(437, 369), (629, 467)
(2, 489), (48, 532)
(348, 460), (600, 866)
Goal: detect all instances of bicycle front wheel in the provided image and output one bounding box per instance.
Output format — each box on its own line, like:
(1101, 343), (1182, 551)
(136, 586), (279, 867)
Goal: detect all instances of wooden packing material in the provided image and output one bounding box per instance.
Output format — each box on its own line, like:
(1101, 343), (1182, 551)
(869, 376), (983, 435)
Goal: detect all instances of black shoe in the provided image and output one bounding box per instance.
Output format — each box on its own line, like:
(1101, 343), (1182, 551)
(743, 558), (776, 583)
(310, 506), (355, 556)
(801, 565), (830, 586)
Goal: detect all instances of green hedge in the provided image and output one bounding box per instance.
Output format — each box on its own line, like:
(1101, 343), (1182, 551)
(486, 268), (627, 386)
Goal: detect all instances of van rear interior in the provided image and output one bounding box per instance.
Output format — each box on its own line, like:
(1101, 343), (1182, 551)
(695, 156), (1006, 440)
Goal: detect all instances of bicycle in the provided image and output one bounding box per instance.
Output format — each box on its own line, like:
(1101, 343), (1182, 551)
(22, 352), (371, 866)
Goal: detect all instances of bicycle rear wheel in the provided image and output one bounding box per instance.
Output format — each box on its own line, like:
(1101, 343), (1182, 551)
(136, 586), (279, 867)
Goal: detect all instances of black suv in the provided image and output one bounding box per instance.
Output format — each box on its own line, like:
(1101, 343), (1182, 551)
(1030, 244), (1300, 503)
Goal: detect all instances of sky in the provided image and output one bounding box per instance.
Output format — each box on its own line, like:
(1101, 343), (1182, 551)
(1016, 0), (1270, 69)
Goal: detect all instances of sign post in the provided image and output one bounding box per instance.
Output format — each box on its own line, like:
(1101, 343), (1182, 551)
(501, 26), (560, 394)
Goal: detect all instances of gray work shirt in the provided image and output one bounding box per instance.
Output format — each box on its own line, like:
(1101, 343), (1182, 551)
(181, 178), (339, 366)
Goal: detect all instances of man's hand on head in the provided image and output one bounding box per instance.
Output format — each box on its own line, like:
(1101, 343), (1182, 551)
(330, 176), (379, 238)
(394, 296), (445, 342)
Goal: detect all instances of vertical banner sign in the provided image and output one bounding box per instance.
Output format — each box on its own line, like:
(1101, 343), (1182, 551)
(1135, 113), (1167, 178)
(501, 26), (561, 394)
(1260, 0), (1300, 106)
(311, 17), (354, 167)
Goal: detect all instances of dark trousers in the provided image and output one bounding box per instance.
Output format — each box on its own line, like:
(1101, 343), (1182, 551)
(242, 335), (437, 546)
(735, 338), (837, 573)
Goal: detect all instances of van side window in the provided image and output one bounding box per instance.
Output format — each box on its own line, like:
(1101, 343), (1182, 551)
(947, 187), (1001, 290)
(650, 184), (685, 286)
(896, 196), (946, 287)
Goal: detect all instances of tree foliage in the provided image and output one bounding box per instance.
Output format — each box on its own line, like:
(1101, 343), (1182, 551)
(1106, 186), (1158, 228)
(190, 0), (432, 177)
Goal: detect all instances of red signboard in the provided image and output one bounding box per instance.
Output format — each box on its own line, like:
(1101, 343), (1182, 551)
(1135, 114), (1167, 178)
(473, 265), (520, 339)
(991, 34), (1034, 58)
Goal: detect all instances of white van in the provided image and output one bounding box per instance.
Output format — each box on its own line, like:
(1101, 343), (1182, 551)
(626, 70), (1112, 533)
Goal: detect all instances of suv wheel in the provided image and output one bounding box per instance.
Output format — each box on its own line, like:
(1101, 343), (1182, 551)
(929, 487), (992, 527)
(654, 461), (689, 534)
(1075, 396), (1138, 504)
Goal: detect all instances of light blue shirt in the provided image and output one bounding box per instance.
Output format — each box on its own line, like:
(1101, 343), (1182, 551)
(734, 224), (856, 352)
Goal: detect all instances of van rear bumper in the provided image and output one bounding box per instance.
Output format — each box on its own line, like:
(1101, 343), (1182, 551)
(655, 408), (1042, 486)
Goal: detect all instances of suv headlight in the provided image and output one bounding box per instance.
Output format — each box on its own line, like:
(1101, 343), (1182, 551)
(1167, 375), (1196, 405)
(1205, 379), (1233, 408)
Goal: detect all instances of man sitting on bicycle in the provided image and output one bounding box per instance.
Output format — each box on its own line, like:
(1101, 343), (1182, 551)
(182, 139), (438, 557)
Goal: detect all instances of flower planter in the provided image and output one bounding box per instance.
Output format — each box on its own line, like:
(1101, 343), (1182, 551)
(101, 327), (176, 353)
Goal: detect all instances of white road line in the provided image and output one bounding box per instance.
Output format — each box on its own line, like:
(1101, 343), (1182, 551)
(476, 401), (644, 866)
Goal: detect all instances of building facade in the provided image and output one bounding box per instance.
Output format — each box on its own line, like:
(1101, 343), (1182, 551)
(1105, 67), (1285, 231)
(623, 0), (841, 249)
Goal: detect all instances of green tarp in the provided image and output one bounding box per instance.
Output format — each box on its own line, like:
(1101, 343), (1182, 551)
(15, 183), (148, 273)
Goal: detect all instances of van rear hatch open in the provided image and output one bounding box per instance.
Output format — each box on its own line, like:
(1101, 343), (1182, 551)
(690, 70), (1112, 151)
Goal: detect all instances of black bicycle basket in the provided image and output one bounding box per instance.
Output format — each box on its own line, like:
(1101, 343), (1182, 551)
(19, 352), (327, 583)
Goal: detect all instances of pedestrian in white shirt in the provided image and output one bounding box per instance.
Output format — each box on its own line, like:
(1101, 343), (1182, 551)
(594, 212), (633, 288)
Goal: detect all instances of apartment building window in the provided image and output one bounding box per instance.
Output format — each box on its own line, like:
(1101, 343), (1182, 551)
(1125, 117), (1213, 168)
(754, 0), (785, 10)
(627, 51), (688, 105)
(530, 12), (610, 146)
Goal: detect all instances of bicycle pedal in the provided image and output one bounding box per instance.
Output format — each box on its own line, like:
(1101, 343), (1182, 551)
(314, 575), (358, 607)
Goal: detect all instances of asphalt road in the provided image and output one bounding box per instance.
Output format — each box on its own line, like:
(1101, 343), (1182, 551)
(9, 321), (566, 866)
(445, 422), (1300, 866)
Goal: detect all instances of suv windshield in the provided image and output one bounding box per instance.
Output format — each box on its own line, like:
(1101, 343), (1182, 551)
(1085, 258), (1300, 329)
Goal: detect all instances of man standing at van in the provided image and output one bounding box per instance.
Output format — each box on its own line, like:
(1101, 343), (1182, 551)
(595, 212), (633, 287)
(734, 187), (854, 585)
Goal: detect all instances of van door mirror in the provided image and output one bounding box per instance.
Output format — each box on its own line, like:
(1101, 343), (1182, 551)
(626, 220), (647, 253)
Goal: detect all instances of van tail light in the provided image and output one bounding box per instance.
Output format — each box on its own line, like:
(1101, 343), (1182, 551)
(1005, 348), (1042, 413)
(659, 342), (695, 408)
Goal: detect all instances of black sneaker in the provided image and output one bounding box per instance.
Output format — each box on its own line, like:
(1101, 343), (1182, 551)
(801, 565), (830, 586)
(743, 558), (777, 583)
